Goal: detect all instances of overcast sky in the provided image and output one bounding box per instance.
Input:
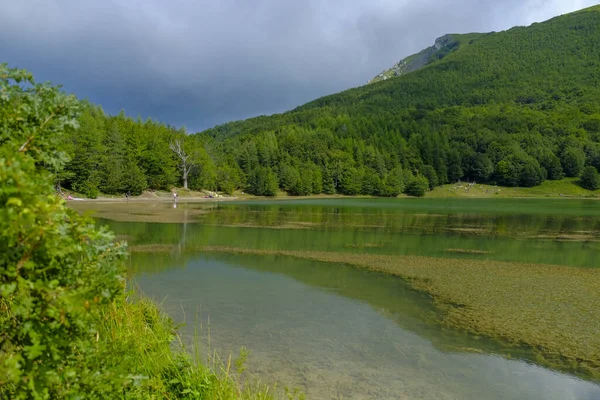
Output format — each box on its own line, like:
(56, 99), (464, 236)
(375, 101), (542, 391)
(1, 0), (597, 131)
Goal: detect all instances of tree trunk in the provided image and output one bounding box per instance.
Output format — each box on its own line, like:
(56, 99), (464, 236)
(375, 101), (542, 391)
(183, 169), (188, 189)
(170, 139), (195, 190)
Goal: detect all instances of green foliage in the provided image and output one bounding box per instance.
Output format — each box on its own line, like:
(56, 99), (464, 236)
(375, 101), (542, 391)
(579, 166), (600, 190)
(405, 175), (430, 197)
(519, 162), (544, 187)
(380, 167), (404, 197)
(362, 168), (383, 195)
(188, 152), (218, 191)
(495, 160), (520, 187)
(0, 65), (275, 399)
(248, 166), (278, 196)
(279, 163), (301, 192)
(467, 153), (494, 182)
(0, 64), (126, 398)
(95, 296), (275, 400)
(494, 153), (545, 187)
(279, 162), (322, 196)
(322, 168), (336, 194)
(217, 164), (242, 195)
(561, 147), (586, 177)
(293, 171), (313, 196)
(310, 166), (324, 194)
(9, 7), (600, 200)
(192, 7), (600, 195)
(60, 105), (186, 195)
(544, 153), (565, 180)
(422, 165), (439, 190)
(338, 167), (363, 195)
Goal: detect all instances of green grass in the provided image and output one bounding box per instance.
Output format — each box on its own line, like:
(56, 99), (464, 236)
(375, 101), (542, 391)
(427, 178), (600, 198)
(1, 288), (281, 399)
(97, 292), (278, 399)
(67, 178), (599, 203)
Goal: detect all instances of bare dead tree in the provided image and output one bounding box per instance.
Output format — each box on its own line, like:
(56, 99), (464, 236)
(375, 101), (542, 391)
(170, 139), (196, 189)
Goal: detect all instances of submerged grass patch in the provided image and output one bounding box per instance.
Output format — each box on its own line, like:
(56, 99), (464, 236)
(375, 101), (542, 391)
(344, 243), (385, 249)
(189, 246), (600, 380)
(130, 244), (177, 253)
(528, 233), (600, 242)
(444, 248), (494, 255)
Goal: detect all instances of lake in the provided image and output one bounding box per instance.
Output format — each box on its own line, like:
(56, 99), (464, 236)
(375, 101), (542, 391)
(83, 198), (600, 399)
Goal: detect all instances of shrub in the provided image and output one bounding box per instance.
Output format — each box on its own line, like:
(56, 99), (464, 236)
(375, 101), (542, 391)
(380, 167), (404, 197)
(422, 165), (439, 190)
(247, 166), (278, 196)
(561, 147), (586, 177)
(405, 175), (430, 197)
(580, 166), (600, 190)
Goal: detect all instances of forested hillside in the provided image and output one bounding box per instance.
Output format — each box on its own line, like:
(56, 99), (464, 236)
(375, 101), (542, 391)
(58, 5), (600, 197)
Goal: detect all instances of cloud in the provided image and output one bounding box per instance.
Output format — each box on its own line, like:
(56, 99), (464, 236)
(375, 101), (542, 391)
(0, 0), (597, 131)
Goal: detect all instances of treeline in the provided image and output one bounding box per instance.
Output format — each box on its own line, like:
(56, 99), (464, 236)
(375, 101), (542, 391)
(61, 100), (600, 199)
(60, 103), (216, 197)
(198, 104), (600, 196)
(60, 104), (427, 197)
(59, 6), (600, 197)
(197, 6), (600, 194)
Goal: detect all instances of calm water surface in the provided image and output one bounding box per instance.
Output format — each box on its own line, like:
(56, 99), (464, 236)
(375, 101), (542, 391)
(99, 199), (600, 399)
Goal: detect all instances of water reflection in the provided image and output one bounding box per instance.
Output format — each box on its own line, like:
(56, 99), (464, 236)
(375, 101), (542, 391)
(133, 253), (600, 400)
(87, 198), (600, 398)
(107, 215), (599, 268)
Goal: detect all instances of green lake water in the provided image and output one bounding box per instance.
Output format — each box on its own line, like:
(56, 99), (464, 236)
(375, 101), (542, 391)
(97, 198), (600, 399)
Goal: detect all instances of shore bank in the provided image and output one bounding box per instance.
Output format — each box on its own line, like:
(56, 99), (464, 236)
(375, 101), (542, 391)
(62, 178), (599, 203)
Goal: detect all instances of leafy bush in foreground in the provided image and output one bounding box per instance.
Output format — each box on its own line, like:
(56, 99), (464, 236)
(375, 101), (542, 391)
(0, 63), (127, 397)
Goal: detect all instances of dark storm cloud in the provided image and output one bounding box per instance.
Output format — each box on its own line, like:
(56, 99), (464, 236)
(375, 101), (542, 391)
(0, 0), (596, 131)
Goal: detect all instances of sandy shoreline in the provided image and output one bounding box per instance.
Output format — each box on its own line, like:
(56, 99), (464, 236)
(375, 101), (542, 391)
(70, 196), (240, 203)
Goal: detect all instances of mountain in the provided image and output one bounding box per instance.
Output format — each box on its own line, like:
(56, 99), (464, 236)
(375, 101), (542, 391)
(56, 5), (600, 198)
(296, 4), (600, 113)
(191, 5), (600, 196)
(368, 33), (485, 84)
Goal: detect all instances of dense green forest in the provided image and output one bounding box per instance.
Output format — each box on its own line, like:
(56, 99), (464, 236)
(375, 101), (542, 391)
(59, 5), (600, 197)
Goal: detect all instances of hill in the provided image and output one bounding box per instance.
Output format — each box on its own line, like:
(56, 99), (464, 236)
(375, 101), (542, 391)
(192, 5), (600, 196)
(45, 5), (600, 198)
(297, 5), (600, 113)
